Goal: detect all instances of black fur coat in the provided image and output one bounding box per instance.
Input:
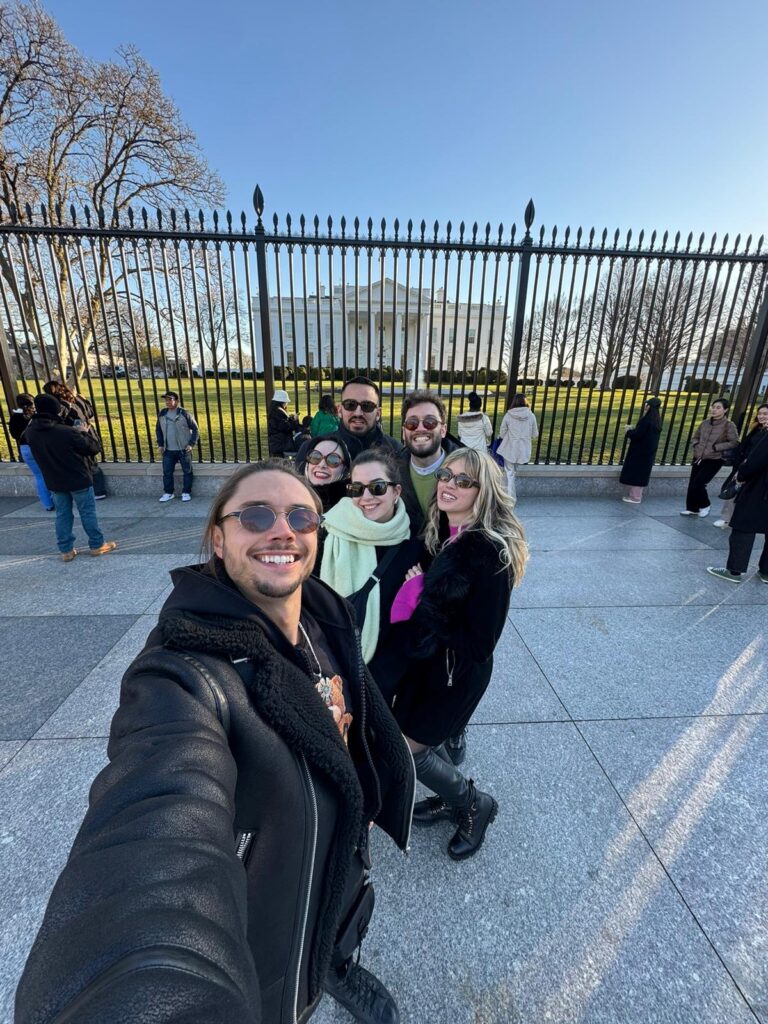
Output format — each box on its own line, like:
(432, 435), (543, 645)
(386, 528), (512, 746)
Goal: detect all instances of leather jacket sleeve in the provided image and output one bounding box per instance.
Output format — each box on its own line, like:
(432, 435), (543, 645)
(15, 655), (261, 1024)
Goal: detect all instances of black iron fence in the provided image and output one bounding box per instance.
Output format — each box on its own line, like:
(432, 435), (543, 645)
(1, 186), (767, 465)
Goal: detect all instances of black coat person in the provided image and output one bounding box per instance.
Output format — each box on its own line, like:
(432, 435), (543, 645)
(730, 429), (768, 535)
(620, 399), (662, 489)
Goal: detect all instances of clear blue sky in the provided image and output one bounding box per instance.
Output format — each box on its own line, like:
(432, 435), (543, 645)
(48, 0), (768, 242)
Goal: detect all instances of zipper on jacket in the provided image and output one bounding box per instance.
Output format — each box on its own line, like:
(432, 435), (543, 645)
(353, 626), (382, 818)
(235, 831), (253, 862)
(292, 754), (318, 1024)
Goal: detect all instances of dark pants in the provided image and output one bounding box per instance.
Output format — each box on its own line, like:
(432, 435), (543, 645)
(90, 459), (107, 497)
(162, 449), (193, 494)
(686, 459), (722, 512)
(727, 531), (768, 575)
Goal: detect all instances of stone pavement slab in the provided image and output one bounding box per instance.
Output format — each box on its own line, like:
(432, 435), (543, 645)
(34, 615), (158, 739)
(0, 517), (205, 556)
(4, 497), (209, 519)
(580, 716), (768, 1022)
(652, 514), (734, 551)
(0, 553), (198, 616)
(313, 724), (757, 1024)
(515, 548), (768, 608)
(0, 739), (108, 1024)
(511, 606), (768, 720)
(0, 615), (138, 740)
(524, 514), (712, 551)
(0, 742), (23, 771)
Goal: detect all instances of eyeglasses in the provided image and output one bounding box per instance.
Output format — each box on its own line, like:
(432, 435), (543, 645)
(218, 505), (323, 534)
(341, 399), (378, 414)
(306, 450), (345, 468)
(435, 467), (480, 489)
(403, 415), (442, 431)
(346, 479), (397, 498)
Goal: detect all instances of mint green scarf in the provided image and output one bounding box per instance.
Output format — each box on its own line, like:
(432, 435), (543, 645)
(320, 497), (411, 661)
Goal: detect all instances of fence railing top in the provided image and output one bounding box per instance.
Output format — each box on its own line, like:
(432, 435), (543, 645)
(0, 187), (765, 261)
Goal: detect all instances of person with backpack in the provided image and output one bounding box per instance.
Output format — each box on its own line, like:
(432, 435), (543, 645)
(155, 391), (200, 502)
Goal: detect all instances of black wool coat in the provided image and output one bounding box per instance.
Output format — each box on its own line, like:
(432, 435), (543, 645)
(384, 528), (512, 746)
(23, 415), (101, 492)
(619, 413), (662, 487)
(731, 429), (768, 535)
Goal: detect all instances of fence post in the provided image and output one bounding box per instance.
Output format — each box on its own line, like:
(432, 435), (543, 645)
(253, 186), (275, 402)
(505, 199), (535, 407)
(0, 318), (16, 413)
(731, 276), (768, 430)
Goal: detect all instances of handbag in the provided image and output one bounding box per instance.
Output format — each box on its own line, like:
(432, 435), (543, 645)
(347, 545), (402, 628)
(719, 446), (741, 466)
(718, 470), (739, 501)
(490, 437), (505, 468)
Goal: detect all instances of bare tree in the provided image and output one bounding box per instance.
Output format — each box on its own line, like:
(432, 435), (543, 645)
(0, 0), (224, 382)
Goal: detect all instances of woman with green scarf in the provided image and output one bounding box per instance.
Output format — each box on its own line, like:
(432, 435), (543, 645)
(319, 448), (423, 663)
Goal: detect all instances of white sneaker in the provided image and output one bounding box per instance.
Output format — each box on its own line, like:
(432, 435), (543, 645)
(159, 493), (174, 502)
(712, 519), (729, 529)
(622, 497), (641, 504)
(181, 493), (191, 502)
(698, 507), (711, 518)
(679, 510), (696, 516)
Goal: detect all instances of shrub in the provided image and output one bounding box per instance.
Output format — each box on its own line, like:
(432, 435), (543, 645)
(613, 374), (642, 389)
(577, 379), (597, 388)
(684, 376), (720, 392)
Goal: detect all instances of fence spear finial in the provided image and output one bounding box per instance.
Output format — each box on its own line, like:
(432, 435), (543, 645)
(253, 185), (265, 227)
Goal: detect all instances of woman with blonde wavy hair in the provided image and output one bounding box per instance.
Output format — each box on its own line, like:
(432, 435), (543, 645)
(382, 447), (527, 860)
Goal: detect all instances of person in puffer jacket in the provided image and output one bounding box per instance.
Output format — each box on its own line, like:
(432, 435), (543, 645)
(456, 392), (493, 452)
(497, 393), (539, 501)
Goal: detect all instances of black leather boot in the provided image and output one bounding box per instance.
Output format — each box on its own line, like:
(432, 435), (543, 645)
(447, 781), (498, 861)
(445, 728), (468, 766)
(325, 960), (400, 1024)
(412, 745), (458, 825)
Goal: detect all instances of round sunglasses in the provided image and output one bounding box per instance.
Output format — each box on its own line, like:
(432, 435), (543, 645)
(435, 467), (480, 489)
(306, 449), (345, 468)
(346, 479), (397, 498)
(218, 505), (323, 534)
(403, 415), (442, 431)
(341, 398), (378, 413)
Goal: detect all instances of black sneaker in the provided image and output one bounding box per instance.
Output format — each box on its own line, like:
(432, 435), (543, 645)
(412, 796), (456, 826)
(445, 729), (467, 766)
(325, 962), (400, 1024)
(706, 566), (743, 584)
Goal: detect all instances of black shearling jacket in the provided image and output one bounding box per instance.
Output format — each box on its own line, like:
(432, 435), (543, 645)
(16, 564), (415, 1024)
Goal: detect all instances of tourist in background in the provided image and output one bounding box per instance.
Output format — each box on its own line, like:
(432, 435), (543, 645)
(384, 449), (527, 860)
(8, 393), (54, 511)
(319, 449), (420, 667)
(43, 379), (107, 498)
(311, 392), (340, 436)
(713, 404), (768, 528)
(619, 397), (663, 504)
(23, 394), (116, 561)
(456, 390), (493, 451)
(681, 397), (739, 518)
(301, 433), (351, 512)
(395, 390), (459, 533)
(497, 393), (539, 501)
(266, 387), (300, 457)
(706, 405), (768, 583)
(156, 391), (199, 502)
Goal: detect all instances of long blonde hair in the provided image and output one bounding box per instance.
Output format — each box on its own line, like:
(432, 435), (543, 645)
(423, 448), (528, 586)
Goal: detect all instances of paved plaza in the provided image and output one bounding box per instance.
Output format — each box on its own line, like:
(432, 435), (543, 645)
(0, 491), (767, 1024)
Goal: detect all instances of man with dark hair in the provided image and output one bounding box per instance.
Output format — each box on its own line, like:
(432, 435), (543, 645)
(396, 389), (459, 531)
(23, 394), (116, 561)
(16, 460), (413, 1024)
(295, 376), (398, 468)
(156, 391), (199, 502)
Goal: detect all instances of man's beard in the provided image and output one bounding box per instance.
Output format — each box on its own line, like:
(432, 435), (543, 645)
(409, 434), (442, 458)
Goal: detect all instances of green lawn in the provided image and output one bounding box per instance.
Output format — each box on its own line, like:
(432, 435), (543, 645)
(0, 377), (744, 466)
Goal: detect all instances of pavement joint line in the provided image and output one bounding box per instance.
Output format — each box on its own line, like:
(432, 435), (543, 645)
(470, 710), (768, 726)
(571, 718), (764, 1022)
(508, 619), (575, 722)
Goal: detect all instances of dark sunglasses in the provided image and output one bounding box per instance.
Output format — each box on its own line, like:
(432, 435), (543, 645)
(346, 479), (397, 498)
(403, 415), (442, 431)
(218, 505), (322, 534)
(306, 450), (345, 468)
(341, 399), (378, 413)
(435, 467), (480, 489)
